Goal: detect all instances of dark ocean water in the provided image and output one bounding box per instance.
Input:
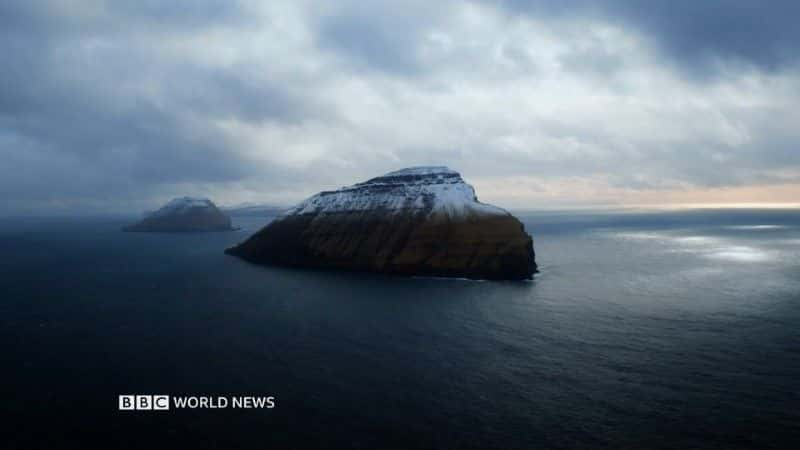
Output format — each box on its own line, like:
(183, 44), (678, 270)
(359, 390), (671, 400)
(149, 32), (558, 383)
(2, 209), (800, 449)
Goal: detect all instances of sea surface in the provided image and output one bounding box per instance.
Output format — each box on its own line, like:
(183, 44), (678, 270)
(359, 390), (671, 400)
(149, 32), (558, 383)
(2, 209), (799, 449)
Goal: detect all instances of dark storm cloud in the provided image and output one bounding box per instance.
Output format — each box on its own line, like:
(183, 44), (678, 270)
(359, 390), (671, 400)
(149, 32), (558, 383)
(0, 0), (250, 35)
(164, 68), (318, 125)
(313, 1), (800, 77)
(495, 0), (800, 74)
(315, 2), (447, 75)
(0, 0), (319, 212)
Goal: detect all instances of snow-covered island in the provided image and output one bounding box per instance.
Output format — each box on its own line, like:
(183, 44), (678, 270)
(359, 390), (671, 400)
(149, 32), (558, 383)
(225, 167), (537, 280)
(124, 197), (234, 232)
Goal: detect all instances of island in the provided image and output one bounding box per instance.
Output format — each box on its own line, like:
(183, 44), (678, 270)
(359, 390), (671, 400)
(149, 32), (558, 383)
(225, 167), (536, 280)
(123, 197), (234, 232)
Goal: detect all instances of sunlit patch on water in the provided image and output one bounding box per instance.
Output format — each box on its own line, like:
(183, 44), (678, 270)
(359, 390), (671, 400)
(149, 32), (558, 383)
(605, 230), (778, 264)
(611, 231), (668, 241)
(673, 236), (722, 245)
(677, 239), (776, 263)
(725, 225), (788, 230)
(706, 246), (774, 263)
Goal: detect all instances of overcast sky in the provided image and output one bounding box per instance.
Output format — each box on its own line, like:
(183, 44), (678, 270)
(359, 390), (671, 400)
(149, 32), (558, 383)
(2, 0), (799, 214)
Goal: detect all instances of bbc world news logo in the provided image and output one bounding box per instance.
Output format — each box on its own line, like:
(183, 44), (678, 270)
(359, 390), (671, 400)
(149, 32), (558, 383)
(119, 395), (170, 410)
(119, 395), (276, 411)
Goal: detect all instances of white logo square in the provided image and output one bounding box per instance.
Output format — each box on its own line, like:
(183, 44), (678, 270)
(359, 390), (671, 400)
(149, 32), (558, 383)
(153, 395), (170, 410)
(119, 395), (135, 410)
(136, 395), (153, 410)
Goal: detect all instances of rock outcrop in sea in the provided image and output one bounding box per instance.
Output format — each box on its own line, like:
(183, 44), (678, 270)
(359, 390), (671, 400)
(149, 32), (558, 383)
(124, 197), (233, 232)
(225, 167), (537, 280)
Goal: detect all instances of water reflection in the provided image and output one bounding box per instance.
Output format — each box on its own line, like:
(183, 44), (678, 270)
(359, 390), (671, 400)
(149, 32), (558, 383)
(607, 230), (778, 264)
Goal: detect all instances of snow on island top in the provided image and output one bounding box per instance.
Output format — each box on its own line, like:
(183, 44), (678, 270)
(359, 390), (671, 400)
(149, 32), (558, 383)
(151, 197), (216, 217)
(285, 166), (509, 218)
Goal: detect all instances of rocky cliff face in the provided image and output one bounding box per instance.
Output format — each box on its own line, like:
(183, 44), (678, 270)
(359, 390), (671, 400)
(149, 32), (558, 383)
(124, 197), (233, 232)
(225, 167), (537, 280)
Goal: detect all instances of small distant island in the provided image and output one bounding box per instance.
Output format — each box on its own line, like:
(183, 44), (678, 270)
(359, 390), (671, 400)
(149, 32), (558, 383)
(226, 167), (537, 280)
(124, 197), (234, 232)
